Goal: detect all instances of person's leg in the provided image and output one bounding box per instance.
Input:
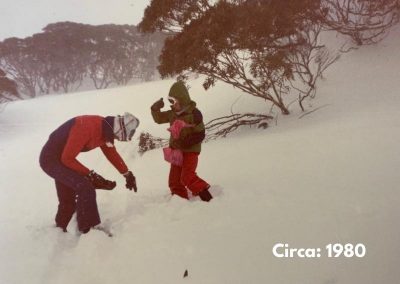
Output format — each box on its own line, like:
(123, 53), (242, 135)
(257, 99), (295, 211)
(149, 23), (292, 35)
(75, 185), (100, 233)
(54, 180), (76, 231)
(41, 158), (100, 232)
(168, 164), (189, 199)
(180, 152), (212, 201)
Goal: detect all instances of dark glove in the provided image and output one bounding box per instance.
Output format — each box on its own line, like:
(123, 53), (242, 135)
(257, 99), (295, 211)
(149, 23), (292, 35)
(87, 170), (116, 190)
(123, 171), (137, 192)
(151, 98), (164, 111)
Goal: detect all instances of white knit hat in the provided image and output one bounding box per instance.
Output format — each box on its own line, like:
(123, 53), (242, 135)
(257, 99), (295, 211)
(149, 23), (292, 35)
(114, 112), (140, 141)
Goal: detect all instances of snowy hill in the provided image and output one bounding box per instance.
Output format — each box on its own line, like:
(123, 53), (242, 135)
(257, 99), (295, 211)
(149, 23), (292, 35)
(1, 27), (400, 284)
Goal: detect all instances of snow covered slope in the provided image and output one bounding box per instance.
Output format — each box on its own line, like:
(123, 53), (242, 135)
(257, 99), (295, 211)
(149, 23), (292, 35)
(0, 27), (400, 284)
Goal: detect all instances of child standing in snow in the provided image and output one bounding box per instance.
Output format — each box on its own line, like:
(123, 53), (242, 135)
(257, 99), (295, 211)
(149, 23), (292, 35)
(151, 81), (212, 202)
(39, 113), (139, 234)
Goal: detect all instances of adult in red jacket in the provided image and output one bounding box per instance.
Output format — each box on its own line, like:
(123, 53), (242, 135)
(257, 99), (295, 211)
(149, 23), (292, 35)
(39, 113), (139, 234)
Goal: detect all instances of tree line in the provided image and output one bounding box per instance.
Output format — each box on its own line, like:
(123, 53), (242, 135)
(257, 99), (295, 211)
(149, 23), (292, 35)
(0, 22), (167, 103)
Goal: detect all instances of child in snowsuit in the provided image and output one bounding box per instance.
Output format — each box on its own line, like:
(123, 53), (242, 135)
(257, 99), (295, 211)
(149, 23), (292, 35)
(151, 81), (212, 202)
(39, 113), (139, 233)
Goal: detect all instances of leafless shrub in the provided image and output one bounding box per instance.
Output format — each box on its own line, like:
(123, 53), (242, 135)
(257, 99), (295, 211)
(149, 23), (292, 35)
(288, 24), (341, 111)
(137, 112), (273, 154)
(204, 113), (273, 141)
(138, 132), (168, 155)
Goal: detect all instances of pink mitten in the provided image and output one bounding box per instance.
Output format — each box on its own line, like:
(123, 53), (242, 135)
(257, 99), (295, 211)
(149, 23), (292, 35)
(167, 120), (193, 139)
(163, 147), (183, 166)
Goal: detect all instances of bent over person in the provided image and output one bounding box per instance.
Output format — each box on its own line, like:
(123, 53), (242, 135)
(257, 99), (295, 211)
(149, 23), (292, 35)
(151, 81), (212, 202)
(39, 113), (139, 234)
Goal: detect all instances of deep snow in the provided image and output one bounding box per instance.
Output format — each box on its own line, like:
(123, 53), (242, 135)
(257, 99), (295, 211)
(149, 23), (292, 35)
(0, 27), (400, 284)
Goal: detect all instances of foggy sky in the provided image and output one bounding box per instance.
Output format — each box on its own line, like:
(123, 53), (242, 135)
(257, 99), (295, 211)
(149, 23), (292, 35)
(0, 0), (151, 40)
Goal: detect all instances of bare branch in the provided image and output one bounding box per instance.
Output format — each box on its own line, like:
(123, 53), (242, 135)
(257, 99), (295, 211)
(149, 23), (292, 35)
(321, 0), (400, 45)
(205, 113), (273, 140)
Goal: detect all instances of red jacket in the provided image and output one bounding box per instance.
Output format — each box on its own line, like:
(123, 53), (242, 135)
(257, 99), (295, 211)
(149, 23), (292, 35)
(61, 115), (128, 175)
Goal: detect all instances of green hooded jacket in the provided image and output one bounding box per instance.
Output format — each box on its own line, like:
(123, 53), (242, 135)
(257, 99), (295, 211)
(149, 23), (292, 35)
(151, 81), (205, 153)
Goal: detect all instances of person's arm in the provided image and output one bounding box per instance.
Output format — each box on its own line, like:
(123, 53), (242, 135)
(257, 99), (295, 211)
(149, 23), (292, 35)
(101, 144), (137, 192)
(151, 98), (172, 124)
(181, 130), (205, 147)
(175, 108), (206, 148)
(151, 110), (172, 124)
(100, 144), (129, 174)
(61, 124), (91, 175)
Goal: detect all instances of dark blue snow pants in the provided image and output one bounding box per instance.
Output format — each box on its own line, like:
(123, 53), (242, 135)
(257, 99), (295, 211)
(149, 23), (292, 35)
(39, 143), (101, 232)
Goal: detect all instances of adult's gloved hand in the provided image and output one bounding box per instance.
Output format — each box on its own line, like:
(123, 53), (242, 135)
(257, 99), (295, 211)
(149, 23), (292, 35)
(87, 170), (116, 190)
(123, 171), (137, 192)
(151, 98), (164, 111)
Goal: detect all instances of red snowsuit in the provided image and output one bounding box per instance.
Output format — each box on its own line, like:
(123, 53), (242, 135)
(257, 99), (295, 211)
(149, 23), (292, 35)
(168, 152), (208, 199)
(151, 82), (211, 200)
